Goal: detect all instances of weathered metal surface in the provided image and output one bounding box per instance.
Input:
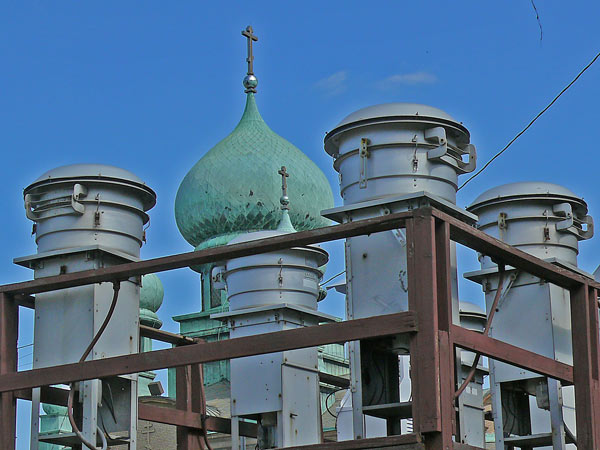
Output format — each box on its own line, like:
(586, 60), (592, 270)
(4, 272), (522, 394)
(0, 311), (417, 393)
(285, 433), (423, 449)
(3, 205), (600, 449)
(0, 293), (18, 450)
(0, 211), (413, 296)
(139, 403), (258, 437)
(14, 388), (259, 438)
(4, 207), (600, 297)
(139, 324), (197, 346)
(432, 208), (600, 289)
(570, 285), (600, 448)
(406, 212), (454, 449)
(468, 181), (593, 267)
(406, 214), (440, 434)
(176, 364), (204, 450)
(451, 326), (574, 383)
(318, 372), (350, 389)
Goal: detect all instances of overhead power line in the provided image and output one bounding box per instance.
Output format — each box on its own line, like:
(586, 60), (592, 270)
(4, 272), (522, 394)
(458, 50), (600, 191)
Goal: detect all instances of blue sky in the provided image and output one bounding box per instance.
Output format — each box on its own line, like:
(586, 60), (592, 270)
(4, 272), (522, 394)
(2, 1), (600, 447)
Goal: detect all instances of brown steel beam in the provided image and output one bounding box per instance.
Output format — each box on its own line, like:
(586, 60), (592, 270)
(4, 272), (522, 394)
(431, 208), (600, 290)
(570, 285), (600, 447)
(452, 443), (485, 450)
(318, 372), (350, 389)
(451, 325), (574, 383)
(138, 403), (257, 438)
(0, 311), (417, 393)
(284, 433), (423, 449)
(0, 293), (18, 450)
(14, 386), (69, 405)
(176, 364), (204, 449)
(13, 388), (259, 438)
(0, 211), (413, 297)
(434, 218), (458, 440)
(14, 294), (34, 309)
(140, 325), (197, 346)
(406, 212), (454, 449)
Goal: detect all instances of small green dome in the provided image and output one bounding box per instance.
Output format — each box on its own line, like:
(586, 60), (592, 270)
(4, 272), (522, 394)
(174, 93), (334, 248)
(140, 274), (164, 329)
(191, 232), (241, 273)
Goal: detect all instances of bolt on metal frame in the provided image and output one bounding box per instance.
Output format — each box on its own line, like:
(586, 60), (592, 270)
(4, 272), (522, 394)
(1, 206), (599, 449)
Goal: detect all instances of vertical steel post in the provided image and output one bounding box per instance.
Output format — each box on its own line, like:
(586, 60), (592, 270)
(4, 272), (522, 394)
(0, 293), (18, 450)
(570, 284), (600, 448)
(176, 364), (205, 450)
(406, 210), (453, 449)
(435, 219), (458, 440)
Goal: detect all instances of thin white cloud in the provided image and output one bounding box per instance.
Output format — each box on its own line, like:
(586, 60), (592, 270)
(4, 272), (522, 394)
(378, 71), (437, 89)
(315, 70), (348, 96)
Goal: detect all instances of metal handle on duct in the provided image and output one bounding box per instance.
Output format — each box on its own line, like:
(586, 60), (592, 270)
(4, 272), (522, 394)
(25, 183), (88, 220)
(553, 202), (594, 240)
(425, 126), (477, 174)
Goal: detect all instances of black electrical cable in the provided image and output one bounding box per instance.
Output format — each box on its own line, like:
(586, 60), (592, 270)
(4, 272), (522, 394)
(454, 266), (506, 399)
(197, 366), (214, 450)
(67, 281), (121, 450)
(458, 50), (600, 191)
(324, 387), (347, 418)
(564, 419), (577, 446)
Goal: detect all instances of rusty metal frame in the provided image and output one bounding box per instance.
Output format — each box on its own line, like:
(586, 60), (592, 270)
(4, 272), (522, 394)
(0, 206), (599, 449)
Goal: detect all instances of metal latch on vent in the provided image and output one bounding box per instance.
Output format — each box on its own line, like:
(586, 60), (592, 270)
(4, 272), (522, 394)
(498, 212), (508, 230)
(359, 138), (369, 189)
(25, 183), (88, 220)
(554, 202), (594, 240)
(425, 126), (477, 174)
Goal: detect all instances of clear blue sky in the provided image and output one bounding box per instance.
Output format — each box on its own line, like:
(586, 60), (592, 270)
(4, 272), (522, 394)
(2, 1), (599, 447)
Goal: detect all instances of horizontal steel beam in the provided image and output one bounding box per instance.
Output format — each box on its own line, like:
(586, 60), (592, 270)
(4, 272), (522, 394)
(432, 208), (600, 290)
(139, 325), (197, 346)
(13, 388), (258, 438)
(138, 403), (258, 438)
(318, 372), (350, 389)
(451, 325), (574, 384)
(285, 434), (423, 449)
(0, 211), (413, 296)
(0, 311), (417, 393)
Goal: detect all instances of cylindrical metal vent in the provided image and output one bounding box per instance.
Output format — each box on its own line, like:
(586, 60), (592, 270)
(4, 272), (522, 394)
(324, 103), (476, 204)
(468, 181), (593, 267)
(218, 230), (328, 311)
(21, 164), (156, 448)
(24, 163), (156, 257)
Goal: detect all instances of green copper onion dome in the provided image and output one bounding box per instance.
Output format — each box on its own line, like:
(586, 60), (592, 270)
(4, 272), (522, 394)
(174, 85), (333, 249)
(140, 274), (164, 329)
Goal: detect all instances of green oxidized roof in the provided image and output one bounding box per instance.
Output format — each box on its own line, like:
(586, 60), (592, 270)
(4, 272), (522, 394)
(174, 93), (334, 248)
(140, 274), (164, 329)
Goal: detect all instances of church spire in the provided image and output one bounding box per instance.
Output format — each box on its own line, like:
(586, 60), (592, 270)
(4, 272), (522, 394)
(276, 166), (295, 232)
(241, 25), (259, 93)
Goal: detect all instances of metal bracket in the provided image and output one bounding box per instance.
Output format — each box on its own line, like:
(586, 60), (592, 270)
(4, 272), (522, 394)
(498, 212), (508, 230)
(425, 126), (477, 174)
(25, 183), (88, 220)
(425, 126), (448, 160)
(554, 202), (594, 240)
(359, 138), (369, 189)
(71, 183), (87, 214)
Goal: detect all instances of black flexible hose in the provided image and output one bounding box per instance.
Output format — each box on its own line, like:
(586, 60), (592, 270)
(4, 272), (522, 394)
(67, 281), (121, 450)
(454, 267), (505, 399)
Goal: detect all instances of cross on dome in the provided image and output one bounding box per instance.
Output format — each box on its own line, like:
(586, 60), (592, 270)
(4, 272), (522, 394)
(278, 166), (290, 210)
(241, 26), (259, 93)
